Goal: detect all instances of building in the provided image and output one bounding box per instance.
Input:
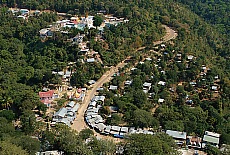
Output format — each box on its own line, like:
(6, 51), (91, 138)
(109, 85), (118, 90)
(39, 90), (55, 107)
(166, 130), (187, 146)
(143, 82), (152, 91)
(86, 58), (95, 63)
(202, 131), (220, 148)
(39, 28), (53, 38)
(36, 150), (64, 155)
(20, 9), (29, 16)
(186, 136), (202, 149)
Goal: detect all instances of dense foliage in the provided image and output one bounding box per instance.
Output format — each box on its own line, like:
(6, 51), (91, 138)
(0, 0), (229, 154)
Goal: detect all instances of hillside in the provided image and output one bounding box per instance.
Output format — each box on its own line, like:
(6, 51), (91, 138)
(0, 0), (229, 154)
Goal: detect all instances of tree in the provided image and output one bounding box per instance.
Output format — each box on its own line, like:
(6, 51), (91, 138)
(93, 15), (103, 28)
(106, 113), (122, 125)
(79, 129), (94, 140)
(131, 77), (143, 89)
(87, 138), (116, 155)
(13, 136), (40, 155)
(205, 144), (221, 155)
(0, 141), (29, 155)
(124, 134), (178, 155)
(132, 109), (159, 128)
(20, 110), (36, 134)
(0, 110), (15, 121)
(133, 89), (147, 108)
(0, 117), (15, 137)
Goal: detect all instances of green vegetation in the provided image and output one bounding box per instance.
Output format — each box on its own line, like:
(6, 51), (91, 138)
(123, 133), (178, 155)
(0, 0), (229, 154)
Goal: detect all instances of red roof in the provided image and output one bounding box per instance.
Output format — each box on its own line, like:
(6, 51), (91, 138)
(41, 98), (53, 104)
(39, 90), (55, 98)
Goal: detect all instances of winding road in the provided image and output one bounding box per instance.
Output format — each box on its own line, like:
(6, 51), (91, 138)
(71, 25), (178, 133)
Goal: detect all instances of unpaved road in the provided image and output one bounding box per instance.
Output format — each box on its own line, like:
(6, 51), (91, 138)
(71, 25), (178, 135)
(71, 62), (127, 132)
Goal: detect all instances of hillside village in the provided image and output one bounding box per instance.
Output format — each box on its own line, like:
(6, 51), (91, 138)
(1, 4), (229, 155)
(35, 13), (223, 153)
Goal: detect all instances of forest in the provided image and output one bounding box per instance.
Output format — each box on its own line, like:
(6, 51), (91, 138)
(0, 0), (229, 154)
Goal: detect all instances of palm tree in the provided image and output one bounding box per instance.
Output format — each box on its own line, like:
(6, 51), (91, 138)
(0, 97), (13, 110)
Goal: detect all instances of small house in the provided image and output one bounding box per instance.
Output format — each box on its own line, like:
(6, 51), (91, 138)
(86, 58), (95, 63)
(53, 107), (67, 119)
(143, 82), (152, 90)
(125, 80), (132, 85)
(202, 131), (220, 148)
(88, 80), (96, 85)
(186, 136), (202, 149)
(39, 28), (53, 38)
(158, 81), (166, 86)
(109, 85), (118, 90)
(187, 55), (194, 60)
(20, 9), (29, 16)
(158, 98), (165, 103)
(39, 90), (55, 106)
(166, 130), (187, 146)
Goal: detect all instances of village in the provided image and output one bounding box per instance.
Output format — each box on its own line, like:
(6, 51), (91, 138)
(7, 7), (225, 155)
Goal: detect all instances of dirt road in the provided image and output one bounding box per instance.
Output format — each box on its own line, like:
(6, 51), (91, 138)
(71, 62), (127, 132)
(71, 25), (178, 134)
(153, 25), (178, 45)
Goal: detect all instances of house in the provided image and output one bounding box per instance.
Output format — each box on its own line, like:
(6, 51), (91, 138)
(211, 85), (218, 91)
(158, 98), (165, 103)
(145, 57), (152, 61)
(86, 58), (95, 63)
(88, 80), (96, 85)
(70, 17), (78, 24)
(89, 101), (97, 107)
(187, 55), (194, 60)
(66, 101), (75, 108)
(70, 103), (80, 112)
(143, 82), (152, 90)
(73, 35), (84, 44)
(109, 85), (118, 90)
(166, 130), (187, 146)
(39, 28), (53, 38)
(92, 96), (105, 102)
(63, 70), (71, 79)
(104, 126), (111, 135)
(158, 81), (166, 86)
(186, 136), (202, 149)
(96, 87), (104, 91)
(161, 44), (166, 48)
(125, 80), (132, 85)
(36, 150), (64, 155)
(53, 107), (75, 126)
(189, 82), (197, 86)
(53, 107), (67, 119)
(214, 75), (219, 80)
(95, 123), (106, 132)
(120, 127), (129, 136)
(110, 126), (121, 135)
(17, 15), (26, 20)
(202, 131), (220, 148)
(39, 90), (55, 106)
(130, 68), (137, 71)
(20, 9), (29, 16)
(64, 22), (77, 28)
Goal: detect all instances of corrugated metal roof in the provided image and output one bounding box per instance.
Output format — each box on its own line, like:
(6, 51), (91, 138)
(203, 135), (219, 144)
(54, 108), (67, 118)
(166, 130), (187, 140)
